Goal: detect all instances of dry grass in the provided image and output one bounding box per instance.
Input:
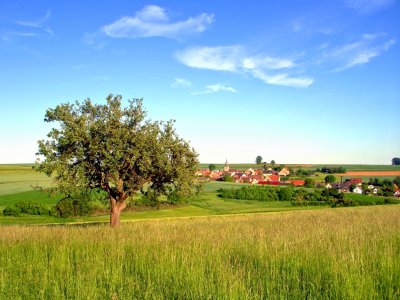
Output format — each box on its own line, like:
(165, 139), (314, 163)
(0, 206), (399, 299)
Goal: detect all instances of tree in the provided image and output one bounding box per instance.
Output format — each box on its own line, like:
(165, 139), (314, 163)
(304, 178), (315, 188)
(270, 160), (276, 168)
(208, 164), (216, 171)
(255, 156), (262, 165)
(35, 95), (199, 227)
(324, 175), (336, 184)
(392, 157), (400, 165)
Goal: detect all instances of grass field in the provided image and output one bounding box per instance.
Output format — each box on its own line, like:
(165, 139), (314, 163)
(198, 163), (400, 171)
(1, 164), (399, 226)
(0, 164), (51, 196)
(0, 206), (399, 299)
(1, 164), (399, 298)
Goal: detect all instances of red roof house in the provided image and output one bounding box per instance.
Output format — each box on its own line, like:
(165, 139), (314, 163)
(291, 180), (305, 186)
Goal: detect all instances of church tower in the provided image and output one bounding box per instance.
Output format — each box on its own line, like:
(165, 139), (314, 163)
(223, 159), (229, 172)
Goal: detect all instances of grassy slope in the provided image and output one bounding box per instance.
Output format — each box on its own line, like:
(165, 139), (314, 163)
(0, 165), (398, 226)
(0, 188), (323, 225)
(0, 164), (51, 196)
(0, 206), (399, 299)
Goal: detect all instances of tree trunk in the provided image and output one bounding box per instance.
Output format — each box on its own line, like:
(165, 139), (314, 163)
(110, 197), (126, 228)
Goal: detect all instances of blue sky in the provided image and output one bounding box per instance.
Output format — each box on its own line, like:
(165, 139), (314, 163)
(0, 0), (399, 164)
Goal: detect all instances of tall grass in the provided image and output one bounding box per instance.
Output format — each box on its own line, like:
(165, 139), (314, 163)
(1, 206), (399, 299)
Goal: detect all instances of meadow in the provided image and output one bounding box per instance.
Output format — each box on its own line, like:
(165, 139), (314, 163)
(0, 164), (51, 196)
(0, 206), (399, 299)
(0, 164), (399, 298)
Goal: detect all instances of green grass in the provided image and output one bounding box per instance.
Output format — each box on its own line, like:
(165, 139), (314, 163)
(0, 164), (52, 196)
(0, 206), (399, 299)
(0, 190), (61, 210)
(198, 163), (400, 171)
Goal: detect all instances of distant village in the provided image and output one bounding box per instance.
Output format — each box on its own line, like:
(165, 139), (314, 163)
(196, 160), (400, 197)
(196, 160), (304, 186)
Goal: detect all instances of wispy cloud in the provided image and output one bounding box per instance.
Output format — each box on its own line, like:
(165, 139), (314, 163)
(171, 78), (192, 87)
(344, 0), (395, 13)
(15, 10), (51, 28)
(177, 46), (241, 71)
(1, 10), (54, 42)
(192, 84), (237, 95)
(328, 33), (395, 71)
(102, 5), (214, 39)
(176, 46), (313, 88)
(250, 70), (314, 88)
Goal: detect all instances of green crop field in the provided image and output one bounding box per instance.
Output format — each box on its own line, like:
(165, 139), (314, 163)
(198, 163), (400, 171)
(1, 206), (399, 299)
(0, 164), (52, 196)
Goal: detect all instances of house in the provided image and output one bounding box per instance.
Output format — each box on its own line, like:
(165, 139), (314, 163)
(209, 171), (222, 180)
(278, 167), (290, 176)
(349, 178), (362, 185)
(195, 169), (211, 177)
(290, 179), (305, 186)
(353, 186), (363, 194)
(258, 180), (280, 186)
(263, 168), (278, 175)
(265, 174), (280, 182)
(248, 175), (263, 184)
(245, 168), (255, 175)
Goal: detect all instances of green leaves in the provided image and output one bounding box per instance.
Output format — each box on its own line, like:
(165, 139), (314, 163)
(36, 94), (199, 210)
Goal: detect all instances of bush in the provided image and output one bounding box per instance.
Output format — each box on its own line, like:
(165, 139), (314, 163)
(278, 187), (294, 201)
(52, 197), (92, 218)
(167, 192), (187, 204)
(3, 206), (21, 217)
(304, 178), (315, 188)
(15, 201), (49, 215)
(222, 174), (234, 182)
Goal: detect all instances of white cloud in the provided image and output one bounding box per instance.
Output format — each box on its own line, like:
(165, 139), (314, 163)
(242, 57), (295, 70)
(176, 46), (241, 71)
(102, 5), (214, 39)
(176, 45), (312, 88)
(330, 34), (395, 71)
(251, 70), (313, 88)
(192, 84), (237, 95)
(171, 78), (192, 87)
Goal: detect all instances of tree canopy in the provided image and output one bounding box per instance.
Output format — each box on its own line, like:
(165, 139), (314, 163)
(392, 157), (400, 165)
(324, 175), (336, 184)
(208, 164), (216, 171)
(255, 156), (263, 165)
(36, 95), (199, 227)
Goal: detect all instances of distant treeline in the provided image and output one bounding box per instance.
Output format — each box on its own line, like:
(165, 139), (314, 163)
(217, 186), (399, 207)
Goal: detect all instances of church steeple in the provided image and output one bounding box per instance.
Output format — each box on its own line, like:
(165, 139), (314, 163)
(223, 159), (229, 172)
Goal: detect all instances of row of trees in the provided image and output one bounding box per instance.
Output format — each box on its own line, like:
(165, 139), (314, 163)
(218, 185), (399, 206)
(218, 186), (345, 206)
